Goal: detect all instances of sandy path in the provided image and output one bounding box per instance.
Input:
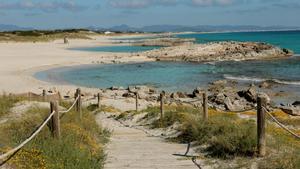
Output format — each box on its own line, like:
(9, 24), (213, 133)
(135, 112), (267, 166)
(96, 113), (199, 169)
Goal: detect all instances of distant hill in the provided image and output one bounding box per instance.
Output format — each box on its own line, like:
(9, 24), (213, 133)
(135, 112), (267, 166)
(89, 24), (300, 33)
(0, 24), (33, 31)
(1, 23), (299, 33)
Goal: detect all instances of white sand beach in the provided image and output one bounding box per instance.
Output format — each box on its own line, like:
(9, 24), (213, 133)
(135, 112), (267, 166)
(0, 35), (154, 94)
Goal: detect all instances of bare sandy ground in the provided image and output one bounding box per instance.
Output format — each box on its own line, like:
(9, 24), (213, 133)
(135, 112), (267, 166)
(0, 35), (154, 94)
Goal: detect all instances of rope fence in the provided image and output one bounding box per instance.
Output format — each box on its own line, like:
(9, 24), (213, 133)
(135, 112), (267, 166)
(1, 88), (298, 166)
(0, 111), (56, 163)
(0, 90), (81, 166)
(263, 107), (300, 139)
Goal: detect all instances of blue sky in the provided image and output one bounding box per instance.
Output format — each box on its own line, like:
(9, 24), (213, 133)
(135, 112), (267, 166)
(0, 0), (299, 29)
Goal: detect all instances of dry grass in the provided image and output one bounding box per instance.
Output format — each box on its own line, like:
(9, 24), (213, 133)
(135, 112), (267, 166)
(0, 98), (109, 169)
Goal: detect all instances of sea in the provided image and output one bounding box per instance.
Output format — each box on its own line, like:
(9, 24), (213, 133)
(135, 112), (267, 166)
(35, 30), (300, 103)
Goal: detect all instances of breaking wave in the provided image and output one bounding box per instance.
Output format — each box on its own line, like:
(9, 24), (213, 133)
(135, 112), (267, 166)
(223, 74), (300, 86)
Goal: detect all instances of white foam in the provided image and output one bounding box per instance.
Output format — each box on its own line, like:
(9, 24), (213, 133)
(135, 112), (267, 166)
(223, 74), (300, 86)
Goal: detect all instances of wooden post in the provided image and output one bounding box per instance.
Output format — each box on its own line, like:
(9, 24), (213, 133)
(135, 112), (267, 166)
(203, 92), (208, 120)
(50, 101), (60, 139)
(75, 88), (82, 119)
(135, 92), (139, 112)
(28, 92), (31, 101)
(97, 93), (101, 109)
(257, 94), (267, 157)
(42, 89), (46, 102)
(160, 91), (165, 127)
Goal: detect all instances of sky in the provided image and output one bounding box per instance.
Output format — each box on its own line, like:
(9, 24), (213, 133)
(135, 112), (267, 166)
(0, 0), (299, 29)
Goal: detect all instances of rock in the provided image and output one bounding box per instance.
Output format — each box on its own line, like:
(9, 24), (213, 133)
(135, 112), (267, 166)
(193, 87), (203, 97)
(280, 106), (300, 116)
(238, 86), (257, 103)
(128, 85), (153, 94)
(259, 81), (271, 88)
(128, 86), (137, 93)
(212, 80), (227, 86)
(224, 97), (245, 111)
(144, 42), (292, 63)
(137, 92), (149, 100)
(122, 92), (135, 98)
(257, 92), (271, 104)
(209, 93), (226, 105)
(170, 92), (179, 99)
(170, 92), (188, 99)
(177, 92), (188, 98)
(292, 101), (300, 107)
(110, 86), (123, 90)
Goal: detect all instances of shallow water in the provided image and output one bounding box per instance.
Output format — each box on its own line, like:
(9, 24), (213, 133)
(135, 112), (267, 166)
(35, 57), (300, 96)
(37, 31), (300, 103)
(70, 45), (161, 53)
(177, 30), (300, 54)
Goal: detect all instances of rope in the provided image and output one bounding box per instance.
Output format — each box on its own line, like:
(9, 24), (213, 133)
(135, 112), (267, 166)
(263, 107), (300, 140)
(59, 96), (79, 114)
(0, 111), (56, 163)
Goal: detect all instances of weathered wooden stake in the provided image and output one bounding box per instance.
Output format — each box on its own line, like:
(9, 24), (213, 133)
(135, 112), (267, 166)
(97, 93), (101, 109)
(28, 92), (31, 101)
(203, 92), (208, 120)
(160, 92), (165, 126)
(135, 92), (139, 112)
(42, 89), (47, 102)
(50, 101), (60, 139)
(257, 94), (267, 157)
(75, 88), (82, 119)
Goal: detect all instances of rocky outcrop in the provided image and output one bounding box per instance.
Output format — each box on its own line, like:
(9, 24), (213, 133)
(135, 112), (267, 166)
(133, 38), (196, 47)
(142, 41), (293, 62)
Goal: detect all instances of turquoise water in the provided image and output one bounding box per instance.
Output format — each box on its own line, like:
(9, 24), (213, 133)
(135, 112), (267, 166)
(36, 31), (300, 103)
(70, 45), (160, 53)
(177, 31), (300, 54)
(35, 57), (300, 92)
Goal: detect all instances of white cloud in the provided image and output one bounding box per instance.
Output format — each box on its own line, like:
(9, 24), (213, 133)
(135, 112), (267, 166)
(109, 0), (238, 9)
(109, 0), (178, 9)
(0, 1), (87, 12)
(191, 0), (234, 6)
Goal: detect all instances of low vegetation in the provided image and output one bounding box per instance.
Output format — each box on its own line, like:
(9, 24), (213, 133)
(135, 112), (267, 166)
(0, 29), (96, 42)
(0, 97), (109, 169)
(118, 105), (300, 168)
(0, 94), (23, 118)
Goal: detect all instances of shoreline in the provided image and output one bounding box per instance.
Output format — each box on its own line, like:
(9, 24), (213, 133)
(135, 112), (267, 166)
(0, 33), (299, 106)
(0, 34), (154, 95)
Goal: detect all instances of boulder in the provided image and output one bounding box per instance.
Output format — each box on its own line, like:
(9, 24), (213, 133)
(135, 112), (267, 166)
(128, 86), (137, 93)
(170, 92), (179, 99)
(170, 92), (188, 99)
(215, 93), (226, 105)
(177, 92), (188, 98)
(259, 81), (271, 88)
(122, 92), (135, 98)
(193, 87), (203, 97)
(292, 101), (300, 107)
(128, 85), (154, 94)
(238, 86), (257, 103)
(137, 92), (149, 100)
(280, 106), (300, 116)
(224, 97), (245, 111)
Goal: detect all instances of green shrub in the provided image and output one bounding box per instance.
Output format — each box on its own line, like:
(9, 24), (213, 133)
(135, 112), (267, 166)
(0, 104), (108, 169)
(0, 95), (22, 117)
